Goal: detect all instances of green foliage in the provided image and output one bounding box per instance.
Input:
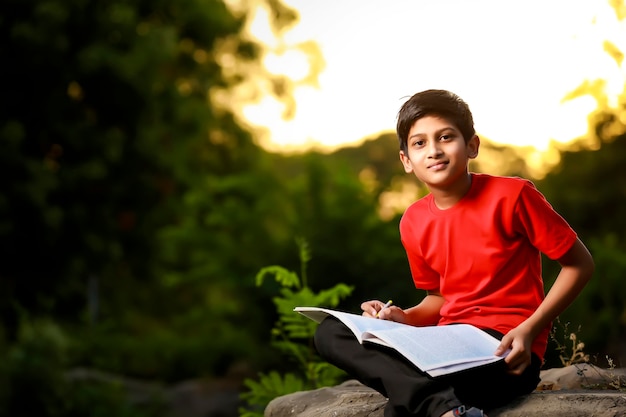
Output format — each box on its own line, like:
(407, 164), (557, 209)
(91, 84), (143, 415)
(0, 319), (69, 416)
(538, 133), (626, 363)
(268, 147), (413, 311)
(0, 0), (297, 333)
(0, 0), (306, 388)
(544, 235), (626, 364)
(256, 266), (301, 289)
(240, 240), (353, 417)
(71, 319), (258, 382)
(239, 371), (307, 417)
(0, 319), (165, 417)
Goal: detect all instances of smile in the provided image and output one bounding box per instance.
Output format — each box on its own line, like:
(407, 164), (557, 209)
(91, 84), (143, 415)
(428, 161), (448, 170)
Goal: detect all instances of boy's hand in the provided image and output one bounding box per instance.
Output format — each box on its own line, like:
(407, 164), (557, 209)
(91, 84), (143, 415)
(361, 300), (405, 322)
(495, 325), (533, 375)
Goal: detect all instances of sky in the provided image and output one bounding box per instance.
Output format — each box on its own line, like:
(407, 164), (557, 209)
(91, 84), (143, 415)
(241, 0), (625, 156)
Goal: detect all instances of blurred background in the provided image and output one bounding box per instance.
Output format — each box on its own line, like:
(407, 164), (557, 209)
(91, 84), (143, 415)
(1, 0), (625, 416)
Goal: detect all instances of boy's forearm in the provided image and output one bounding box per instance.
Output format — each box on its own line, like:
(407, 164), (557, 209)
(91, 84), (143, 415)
(404, 291), (444, 326)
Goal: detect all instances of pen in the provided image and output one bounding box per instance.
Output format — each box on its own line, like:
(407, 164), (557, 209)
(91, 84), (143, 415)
(376, 299), (393, 318)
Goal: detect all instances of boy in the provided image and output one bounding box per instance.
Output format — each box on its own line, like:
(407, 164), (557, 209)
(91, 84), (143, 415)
(314, 89), (594, 417)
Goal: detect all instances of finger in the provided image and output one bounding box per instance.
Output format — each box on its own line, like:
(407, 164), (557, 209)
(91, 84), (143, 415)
(504, 351), (530, 372)
(377, 308), (390, 320)
(360, 300), (380, 317)
(378, 306), (401, 322)
(495, 336), (512, 356)
(506, 361), (528, 376)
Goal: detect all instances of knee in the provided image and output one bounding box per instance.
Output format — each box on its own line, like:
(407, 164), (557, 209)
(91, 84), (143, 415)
(313, 317), (342, 358)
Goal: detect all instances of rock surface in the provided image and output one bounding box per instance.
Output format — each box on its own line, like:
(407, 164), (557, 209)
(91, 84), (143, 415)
(264, 366), (626, 417)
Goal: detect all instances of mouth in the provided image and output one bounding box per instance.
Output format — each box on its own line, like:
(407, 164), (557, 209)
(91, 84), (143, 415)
(428, 161), (448, 170)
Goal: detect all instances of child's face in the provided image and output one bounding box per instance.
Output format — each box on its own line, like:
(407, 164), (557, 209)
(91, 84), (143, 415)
(399, 115), (479, 191)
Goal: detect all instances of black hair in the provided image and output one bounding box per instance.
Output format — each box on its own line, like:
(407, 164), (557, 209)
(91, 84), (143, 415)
(396, 89), (475, 153)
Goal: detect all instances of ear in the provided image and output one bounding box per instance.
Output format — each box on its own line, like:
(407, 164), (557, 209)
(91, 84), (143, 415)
(399, 150), (413, 173)
(467, 135), (480, 159)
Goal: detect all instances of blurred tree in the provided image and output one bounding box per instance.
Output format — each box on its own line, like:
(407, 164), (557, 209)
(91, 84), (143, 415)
(0, 0), (304, 365)
(282, 151), (410, 309)
(537, 107), (626, 365)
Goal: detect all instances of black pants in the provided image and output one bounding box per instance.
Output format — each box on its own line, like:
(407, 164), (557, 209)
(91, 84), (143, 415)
(314, 317), (541, 417)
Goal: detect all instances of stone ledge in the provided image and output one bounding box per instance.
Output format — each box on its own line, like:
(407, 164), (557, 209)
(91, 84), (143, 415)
(490, 390), (626, 416)
(265, 366), (626, 417)
(264, 380), (626, 417)
(264, 380), (386, 417)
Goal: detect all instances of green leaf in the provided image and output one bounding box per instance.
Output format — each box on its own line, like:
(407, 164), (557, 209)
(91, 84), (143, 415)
(255, 266), (301, 289)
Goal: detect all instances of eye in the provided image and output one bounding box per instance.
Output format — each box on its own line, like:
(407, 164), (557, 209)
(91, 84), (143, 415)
(440, 134), (452, 141)
(412, 139), (425, 147)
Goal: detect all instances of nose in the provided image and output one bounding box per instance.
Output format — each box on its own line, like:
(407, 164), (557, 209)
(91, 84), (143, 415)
(427, 140), (442, 158)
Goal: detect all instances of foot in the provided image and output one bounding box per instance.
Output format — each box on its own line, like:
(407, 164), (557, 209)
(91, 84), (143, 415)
(441, 406), (487, 417)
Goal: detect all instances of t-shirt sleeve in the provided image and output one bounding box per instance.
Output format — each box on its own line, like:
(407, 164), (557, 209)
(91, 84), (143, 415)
(400, 215), (440, 290)
(513, 181), (577, 260)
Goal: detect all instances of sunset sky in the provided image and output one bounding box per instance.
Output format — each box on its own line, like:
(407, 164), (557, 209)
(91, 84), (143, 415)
(241, 0), (625, 156)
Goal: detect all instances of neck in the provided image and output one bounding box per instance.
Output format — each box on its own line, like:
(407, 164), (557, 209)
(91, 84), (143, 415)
(430, 172), (472, 210)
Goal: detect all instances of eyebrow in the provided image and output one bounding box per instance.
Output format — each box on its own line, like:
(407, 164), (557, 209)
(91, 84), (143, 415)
(408, 126), (458, 141)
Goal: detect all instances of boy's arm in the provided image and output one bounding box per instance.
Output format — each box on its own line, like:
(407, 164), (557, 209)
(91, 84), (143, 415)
(364, 290), (443, 325)
(402, 290), (444, 326)
(495, 237), (594, 374)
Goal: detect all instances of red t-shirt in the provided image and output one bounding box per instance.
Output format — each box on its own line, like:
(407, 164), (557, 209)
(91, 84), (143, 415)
(399, 173), (577, 360)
